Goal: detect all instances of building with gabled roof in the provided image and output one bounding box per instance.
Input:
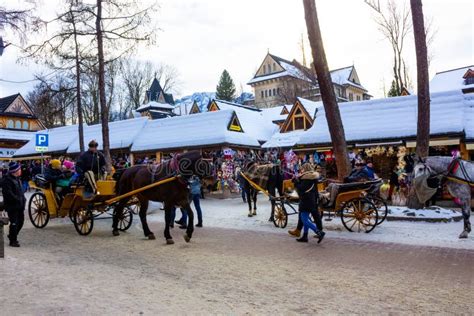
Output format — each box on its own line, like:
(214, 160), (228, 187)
(0, 93), (45, 157)
(248, 52), (371, 108)
(430, 65), (474, 94)
(137, 78), (176, 119)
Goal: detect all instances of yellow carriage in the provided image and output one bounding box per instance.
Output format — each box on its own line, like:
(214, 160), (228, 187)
(28, 177), (139, 235)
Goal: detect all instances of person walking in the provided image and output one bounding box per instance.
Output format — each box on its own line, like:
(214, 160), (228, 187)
(1, 162), (27, 247)
(293, 163), (325, 243)
(175, 175), (204, 228)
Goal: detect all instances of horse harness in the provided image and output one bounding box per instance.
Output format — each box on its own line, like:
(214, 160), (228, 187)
(425, 158), (474, 187)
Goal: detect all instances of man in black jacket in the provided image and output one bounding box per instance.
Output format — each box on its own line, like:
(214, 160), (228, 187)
(1, 162), (26, 247)
(76, 140), (106, 176)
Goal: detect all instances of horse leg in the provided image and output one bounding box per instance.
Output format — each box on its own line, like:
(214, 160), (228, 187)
(252, 190), (257, 216)
(138, 198), (155, 240)
(268, 186), (276, 222)
(163, 204), (174, 244)
(459, 197), (471, 239)
(183, 203), (194, 243)
(112, 198), (129, 236)
(246, 187), (253, 217)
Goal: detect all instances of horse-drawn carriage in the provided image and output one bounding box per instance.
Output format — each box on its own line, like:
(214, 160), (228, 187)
(271, 179), (388, 233)
(28, 175), (139, 235)
(240, 168), (387, 233)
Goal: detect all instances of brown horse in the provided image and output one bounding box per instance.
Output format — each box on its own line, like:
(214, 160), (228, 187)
(112, 151), (215, 244)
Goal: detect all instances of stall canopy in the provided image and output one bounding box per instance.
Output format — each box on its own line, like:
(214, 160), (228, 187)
(297, 89), (473, 146)
(66, 117), (148, 154)
(14, 124), (82, 157)
(0, 129), (35, 142)
(210, 100), (278, 142)
(131, 110), (260, 152)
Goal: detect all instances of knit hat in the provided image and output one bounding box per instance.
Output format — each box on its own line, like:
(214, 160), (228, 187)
(8, 161), (21, 173)
(50, 159), (61, 170)
(63, 160), (74, 170)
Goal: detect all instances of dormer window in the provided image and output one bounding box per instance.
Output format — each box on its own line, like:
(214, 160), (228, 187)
(463, 69), (474, 85)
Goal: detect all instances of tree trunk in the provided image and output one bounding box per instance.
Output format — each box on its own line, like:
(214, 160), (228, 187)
(71, 7), (85, 153)
(302, 0), (351, 180)
(411, 0), (430, 158)
(95, 0), (112, 172)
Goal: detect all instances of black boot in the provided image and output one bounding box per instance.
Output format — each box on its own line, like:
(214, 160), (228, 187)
(296, 234), (308, 243)
(315, 231), (326, 244)
(9, 240), (20, 247)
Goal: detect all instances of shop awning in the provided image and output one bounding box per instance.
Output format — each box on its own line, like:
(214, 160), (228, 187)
(355, 141), (403, 148)
(466, 143), (474, 150)
(405, 138), (460, 148)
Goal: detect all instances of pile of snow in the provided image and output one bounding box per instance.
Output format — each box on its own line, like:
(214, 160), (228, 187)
(174, 92), (255, 115)
(430, 65), (474, 93)
(387, 206), (462, 221)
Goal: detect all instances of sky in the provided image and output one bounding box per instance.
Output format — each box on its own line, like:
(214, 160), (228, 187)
(0, 0), (473, 100)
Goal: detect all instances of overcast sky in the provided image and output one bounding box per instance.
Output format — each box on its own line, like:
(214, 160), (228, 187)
(0, 0), (472, 100)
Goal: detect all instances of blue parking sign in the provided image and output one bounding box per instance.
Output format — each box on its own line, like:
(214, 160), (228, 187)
(35, 133), (49, 152)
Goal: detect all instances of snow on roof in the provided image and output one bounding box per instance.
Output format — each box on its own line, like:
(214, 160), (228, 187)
(67, 117), (148, 154)
(14, 125), (82, 157)
(297, 97), (323, 119)
(213, 100), (278, 141)
(330, 66), (368, 91)
(136, 101), (175, 111)
(260, 105), (290, 122)
(0, 129), (35, 142)
(262, 130), (306, 149)
(297, 89), (472, 146)
(463, 93), (474, 140)
(430, 65), (474, 93)
(131, 110), (260, 152)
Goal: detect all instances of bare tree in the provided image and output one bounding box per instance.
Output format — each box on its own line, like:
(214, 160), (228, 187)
(365, 0), (412, 96)
(90, 0), (158, 172)
(23, 0), (95, 152)
(303, 0), (351, 180)
(0, 1), (39, 54)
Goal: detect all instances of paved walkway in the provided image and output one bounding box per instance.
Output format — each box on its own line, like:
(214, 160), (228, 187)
(2, 219), (473, 314)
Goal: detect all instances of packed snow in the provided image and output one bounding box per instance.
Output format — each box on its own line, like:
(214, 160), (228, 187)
(430, 65), (474, 93)
(144, 195), (473, 250)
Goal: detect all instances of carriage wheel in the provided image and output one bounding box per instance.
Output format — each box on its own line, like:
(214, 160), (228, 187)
(128, 196), (140, 215)
(273, 203), (288, 228)
(73, 208), (94, 236)
(340, 197), (378, 233)
(369, 195), (388, 225)
(28, 192), (50, 228)
(118, 206), (134, 231)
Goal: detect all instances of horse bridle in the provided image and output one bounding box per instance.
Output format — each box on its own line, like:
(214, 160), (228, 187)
(419, 158), (473, 185)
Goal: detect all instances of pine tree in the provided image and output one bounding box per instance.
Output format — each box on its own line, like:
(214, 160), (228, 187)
(216, 70), (236, 101)
(387, 79), (401, 97)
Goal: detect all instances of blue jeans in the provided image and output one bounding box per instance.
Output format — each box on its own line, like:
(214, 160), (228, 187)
(22, 180), (29, 193)
(178, 194), (203, 224)
(301, 212), (319, 235)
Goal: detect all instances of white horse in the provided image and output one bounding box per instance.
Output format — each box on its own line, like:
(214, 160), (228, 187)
(413, 156), (473, 239)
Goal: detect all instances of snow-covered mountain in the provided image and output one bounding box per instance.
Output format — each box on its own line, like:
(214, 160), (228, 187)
(174, 92), (255, 115)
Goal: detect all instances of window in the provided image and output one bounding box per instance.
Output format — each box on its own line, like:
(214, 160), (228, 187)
(356, 95), (361, 101)
(349, 93), (354, 101)
(264, 90), (268, 98)
(336, 87), (341, 97)
(273, 88), (276, 96)
(273, 63), (276, 72)
(277, 88), (280, 95)
(294, 117), (304, 130)
(15, 120), (21, 129)
(466, 77), (474, 85)
(22, 121), (29, 129)
(7, 120), (13, 128)
(261, 91), (264, 98)
(263, 65), (267, 74)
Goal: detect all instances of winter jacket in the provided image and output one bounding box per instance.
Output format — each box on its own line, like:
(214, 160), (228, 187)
(364, 166), (375, 179)
(345, 168), (371, 183)
(76, 150), (106, 174)
(189, 177), (201, 195)
(44, 166), (64, 183)
(1, 174), (26, 212)
(293, 177), (318, 212)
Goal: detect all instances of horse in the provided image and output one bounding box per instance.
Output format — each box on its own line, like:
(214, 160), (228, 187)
(413, 156), (473, 239)
(112, 151), (215, 244)
(242, 161), (284, 220)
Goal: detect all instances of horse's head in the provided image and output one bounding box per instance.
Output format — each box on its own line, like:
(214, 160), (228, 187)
(176, 151), (215, 183)
(413, 155), (433, 178)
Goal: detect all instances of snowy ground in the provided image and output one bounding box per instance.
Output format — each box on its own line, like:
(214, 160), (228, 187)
(145, 193), (473, 250)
